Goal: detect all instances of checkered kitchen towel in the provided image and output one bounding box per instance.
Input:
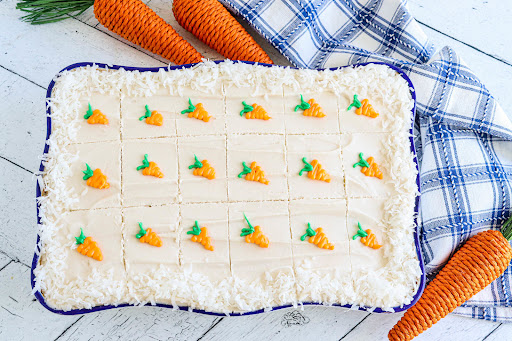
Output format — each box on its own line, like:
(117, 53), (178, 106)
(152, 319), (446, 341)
(218, 0), (512, 321)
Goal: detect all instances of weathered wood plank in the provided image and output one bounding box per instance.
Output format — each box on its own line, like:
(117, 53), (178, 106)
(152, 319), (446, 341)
(481, 322), (512, 341)
(0, 253), (12, 270)
(202, 306), (369, 341)
(341, 311), (501, 341)
(0, 0), (166, 89)
(409, 0), (512, 65)
(57, 307), (220, 341)
(417, 24), (512, 117)
(0, 159), (38, 266)
(0, 68), (47, 172)
(0, 262), (79, 341)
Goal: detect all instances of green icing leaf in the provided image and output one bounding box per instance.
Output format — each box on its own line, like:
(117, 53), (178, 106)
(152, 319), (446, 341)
(240, 213), (255, 236)
(136, 222), (147, 239)
(187, 221), (201, 235)
(352, 222), (368, 240)
(84, 103), (93, 119)
(299, 157), (314, 176)
(188, 155), (203, 169)
(181, 98), (196, 114)
(82, 163), (94, 180)
(136, 154), (150, 171)
(139, 105), (152, 121)
(240, 101), (254, 116)
(347, 94), (362, 111)
(75, 228), (87, 245)
(294, 94), (311, 112)
(237, 162), (252, 178)
(300, 223), (317, 241)
(353, 152), (370, 169)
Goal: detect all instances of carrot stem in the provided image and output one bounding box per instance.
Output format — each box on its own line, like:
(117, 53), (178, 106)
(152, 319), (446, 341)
(294, 95), (311, 112)
(299, 157), (313, 176)
(347, 94), (362, 111)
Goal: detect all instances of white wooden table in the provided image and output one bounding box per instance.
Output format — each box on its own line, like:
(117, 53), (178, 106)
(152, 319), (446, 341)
(1, 0), (511, 340)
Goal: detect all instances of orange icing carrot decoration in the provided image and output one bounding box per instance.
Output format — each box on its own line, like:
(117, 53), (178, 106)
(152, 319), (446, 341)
(241, 214), (269, 248)
(139, 105), (163, 126)
(181, 98), (211, 122)
(352, 222), (382, 250)
(294, 95), (325, 118)
(82, 163), (110, 189)
(84, 103), (108, 125)
(136, 222), (162, 247)
(136, 154), (164, 178)
(300, 223), (334, 250)
(299, 157), (331, 183)
(353, 152), (383, 179)
(187, 221), (214, 251)
(188, 155), (215, 180)
(240, 101), (271, 120)
(75, 228), (103, 261)
(347, 94), (379, 118)
(238, 161), (269, 185)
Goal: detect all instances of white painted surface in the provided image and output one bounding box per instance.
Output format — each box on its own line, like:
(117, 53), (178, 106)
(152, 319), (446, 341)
(1, 0), (512, 340)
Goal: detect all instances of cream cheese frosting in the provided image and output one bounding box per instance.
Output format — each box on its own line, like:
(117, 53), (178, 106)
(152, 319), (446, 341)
(36, 61), (420, 313)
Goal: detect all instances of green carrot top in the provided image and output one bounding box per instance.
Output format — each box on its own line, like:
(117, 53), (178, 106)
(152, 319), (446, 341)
(299, 157), (313, 176)
(136, 154), (150, 171)
(240, 101), (254, 116)
(136, 222), (148, 239)
(82, 163), (94, 180)
(75, 228), (87, 245)
(353, 152), (370, 168)
(347, 94), (362, 111)
(294, 94), (311, 112)
(241, 214), (255, 236)
(187, 221), (202, 236)
(139, 105), (153, 121)
(181, 98), (196, 114)
(300, 223), (317, 241)
(238, 162), (253, 178)
(84, 103), (94, 120)
(188, 155), (204, 169)
(352, 222), (368, 240)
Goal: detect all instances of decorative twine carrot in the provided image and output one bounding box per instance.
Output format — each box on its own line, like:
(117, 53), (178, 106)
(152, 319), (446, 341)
(84, 103), (108, 125)
(240, 101), (271, 120)
(187, 221), (214, 251)
(241, 214), (269, 248)
(136, 154), (164, 178)
(139, 105), (163, 126)
(75, 228), (103, 261)
(136, 222), (162, 247)
(299, 157), (331, 183)
(181, 99), (211, 122)
(238, 161), (269, 185)
(353, 152), (383, 179)
(294, 95), (325, 118)
(82, 163), (110, 189)
(389, 216), (512, 341)
(347, 94), (379, 118)
(352, 222), (382, 250)
(172, 0), (273, 64)
(16, 0), (203, 65)
(188, 155), (215, 180)
(301, 223), (334, 250)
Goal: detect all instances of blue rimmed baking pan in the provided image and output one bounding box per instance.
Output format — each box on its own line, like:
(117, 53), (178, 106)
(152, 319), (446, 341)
(33, 60), (424, 316)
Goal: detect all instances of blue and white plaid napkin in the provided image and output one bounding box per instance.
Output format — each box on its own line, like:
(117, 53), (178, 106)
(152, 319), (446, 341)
(219, 0), (512, 321)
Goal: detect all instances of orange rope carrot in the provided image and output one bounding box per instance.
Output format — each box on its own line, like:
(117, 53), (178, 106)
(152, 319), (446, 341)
(389, 216), (512, 341)
(353, 153), (383, 179)
(137, 154), (164, 178)
(139, 105), (163, 126)
(173, 0), (273, 64)
(188, 155), (216, 180)
(238, 161), (269, 185)
(136, 222), (162, 247)
(347, 94), (379, 118)
(241, 214), (269, 248)
(84, 103), (108, 125)
(17, 0), (204, 65)
(82, 164), (110, 189)
(75, 228), (103, 261)
(299, 157), (331, 182)
(187, 221), (214, 251)
(181, 99), (211, 122)
(240, 102), (271, 120)
(294, 95), (325, 118)
(301, 223), (334, 250)
(352, 222), (382, 249)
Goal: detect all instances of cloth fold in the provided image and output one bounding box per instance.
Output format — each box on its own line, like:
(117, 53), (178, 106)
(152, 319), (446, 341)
(219, 0), (512, 321)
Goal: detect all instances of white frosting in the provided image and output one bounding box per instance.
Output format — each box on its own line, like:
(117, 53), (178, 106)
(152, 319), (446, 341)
(36, 61), (419, 313)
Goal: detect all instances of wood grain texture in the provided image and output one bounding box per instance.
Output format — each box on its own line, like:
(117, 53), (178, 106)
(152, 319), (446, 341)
(0, 262), (80, 341)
